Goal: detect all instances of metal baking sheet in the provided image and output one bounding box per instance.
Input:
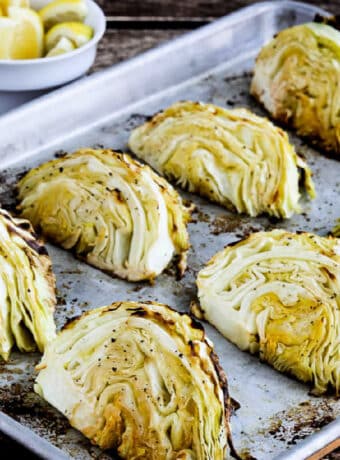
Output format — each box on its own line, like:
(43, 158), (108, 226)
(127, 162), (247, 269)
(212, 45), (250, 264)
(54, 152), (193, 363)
(0, 2), (339, 459)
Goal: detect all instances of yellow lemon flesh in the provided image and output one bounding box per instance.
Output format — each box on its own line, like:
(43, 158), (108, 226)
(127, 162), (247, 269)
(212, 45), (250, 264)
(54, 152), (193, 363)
(0, 0), (29, 14)
(0, 7), (43, 59)
(0, 17), (16, 59)
(46, 36), (75, 56)
(45, 21), (93, 51)
(39, 0), (88, 31)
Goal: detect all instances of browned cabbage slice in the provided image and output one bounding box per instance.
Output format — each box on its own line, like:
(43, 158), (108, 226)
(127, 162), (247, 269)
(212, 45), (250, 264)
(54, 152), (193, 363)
(251, 22), (340, 154)
(129, 101), (315, 218)
(35, 301), (236, 459)
(0, 208), (56, 360)
(195, 229), (340, 395)
(17, 148), (191, 282)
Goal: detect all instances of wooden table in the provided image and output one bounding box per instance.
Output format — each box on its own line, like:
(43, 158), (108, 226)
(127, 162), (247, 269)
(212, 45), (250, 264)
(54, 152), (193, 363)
(1, 0), (340, 458)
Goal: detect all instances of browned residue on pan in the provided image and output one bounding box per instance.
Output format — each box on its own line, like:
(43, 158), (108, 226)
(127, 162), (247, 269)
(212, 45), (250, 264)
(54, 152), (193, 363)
(265, 400), (336, 446)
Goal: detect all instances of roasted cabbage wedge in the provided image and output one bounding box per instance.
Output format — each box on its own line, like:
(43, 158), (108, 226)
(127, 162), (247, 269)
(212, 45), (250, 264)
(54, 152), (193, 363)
(17, 149), (191, 282)
(129, 101), (315, 218)
(194, 230), (340, 395)
(251, 22), (340, 154)
(0, 208), (56, 361)
(35, 301), (236, 459)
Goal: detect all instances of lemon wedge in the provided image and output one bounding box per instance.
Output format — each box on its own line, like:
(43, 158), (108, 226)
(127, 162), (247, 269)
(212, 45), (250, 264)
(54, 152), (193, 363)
(0, 7), (43, 59)
(39, 0), (88, 31)
(45, 21), (93, 51)
(0, 0), (29, 14)
(46, 36), (75, 57)
(8, 7), (43, 58)
(0, 18), (17, 59)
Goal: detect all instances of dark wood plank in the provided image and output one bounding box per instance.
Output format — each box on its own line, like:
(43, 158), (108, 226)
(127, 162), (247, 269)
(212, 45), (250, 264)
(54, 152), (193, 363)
(91, 28), (187, 72)
(100, 0), (340, 19)
(324, 449), (340, 460)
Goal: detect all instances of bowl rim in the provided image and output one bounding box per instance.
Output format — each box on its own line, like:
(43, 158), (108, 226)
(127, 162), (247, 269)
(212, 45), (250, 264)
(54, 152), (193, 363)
(0, 0), (106, 65)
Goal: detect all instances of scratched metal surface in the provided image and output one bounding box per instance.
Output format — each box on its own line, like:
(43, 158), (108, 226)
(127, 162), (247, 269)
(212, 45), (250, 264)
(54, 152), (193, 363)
(0, 2), (339, 459)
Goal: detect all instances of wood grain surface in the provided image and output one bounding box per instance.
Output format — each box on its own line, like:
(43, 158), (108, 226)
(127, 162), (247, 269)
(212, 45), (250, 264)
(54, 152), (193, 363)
(92, 1), (340, 74)
(1, 0), (340, 458)
(90, 28), (188, 72)
(100, 0), (340, 18)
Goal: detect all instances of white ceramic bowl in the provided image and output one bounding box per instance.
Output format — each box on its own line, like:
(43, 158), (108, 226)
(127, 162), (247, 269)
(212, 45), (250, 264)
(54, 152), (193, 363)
(0, 0), (106, 91)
